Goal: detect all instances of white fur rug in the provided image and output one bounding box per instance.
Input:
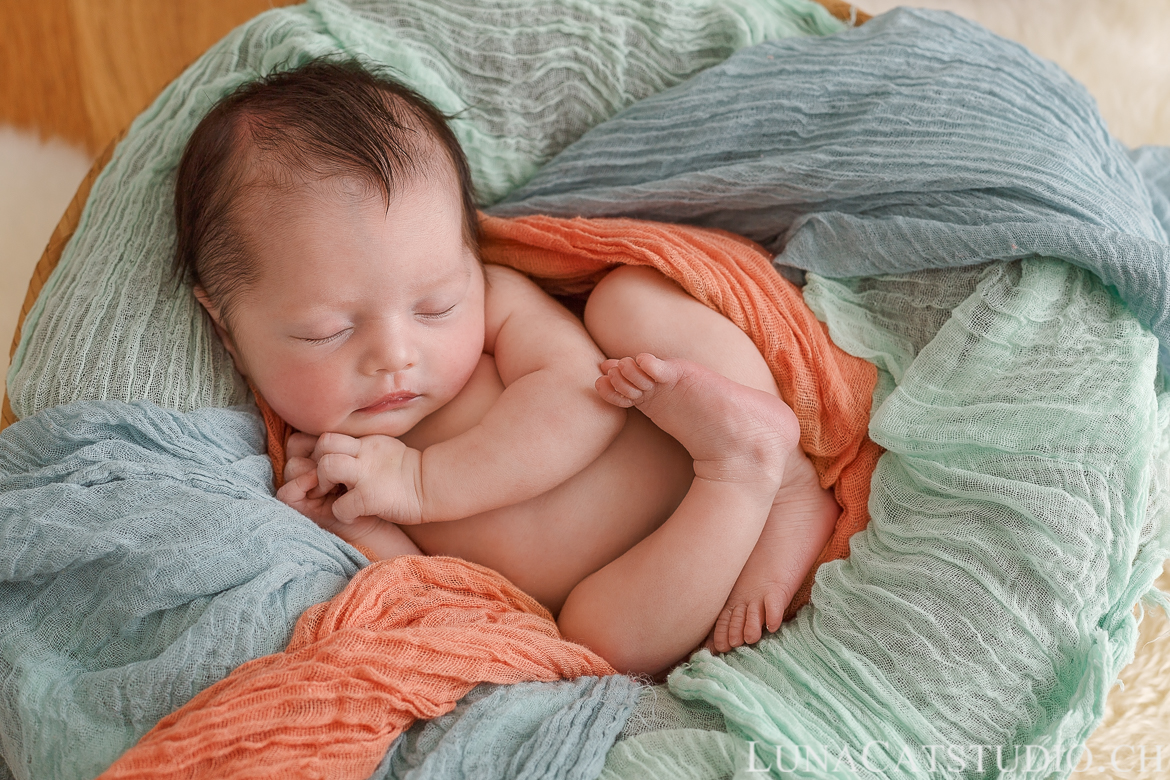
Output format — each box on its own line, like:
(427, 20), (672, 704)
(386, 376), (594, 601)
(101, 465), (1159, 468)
(1, 2), (1169, 772)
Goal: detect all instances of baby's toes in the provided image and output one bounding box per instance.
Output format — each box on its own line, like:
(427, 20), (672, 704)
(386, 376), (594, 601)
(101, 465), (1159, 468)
(742, 600), (765, 645)
(764, 592), (786, 634)
(616, 356), (657, 392)
(726, 602), (748, 649)
(713, 608), (734, 653)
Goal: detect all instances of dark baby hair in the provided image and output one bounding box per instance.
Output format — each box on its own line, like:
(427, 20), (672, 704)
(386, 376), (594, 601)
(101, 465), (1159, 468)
(173, 55), (480, 326)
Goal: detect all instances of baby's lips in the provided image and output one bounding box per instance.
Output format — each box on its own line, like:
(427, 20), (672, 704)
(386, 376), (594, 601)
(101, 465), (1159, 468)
(356, 391), (419, 413)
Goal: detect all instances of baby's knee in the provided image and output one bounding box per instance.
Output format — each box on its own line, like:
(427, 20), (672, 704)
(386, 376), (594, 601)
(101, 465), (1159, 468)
(583, 266), (677, 355)
(586, 264), (662, 318)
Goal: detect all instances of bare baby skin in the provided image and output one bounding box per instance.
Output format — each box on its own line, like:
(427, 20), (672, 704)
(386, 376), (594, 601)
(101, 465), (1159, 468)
(197, 170), (839, 676)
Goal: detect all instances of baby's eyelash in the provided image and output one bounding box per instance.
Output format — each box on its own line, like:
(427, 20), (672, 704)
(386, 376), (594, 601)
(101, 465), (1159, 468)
(419, 304), (457, 319)
(297, 305), (454, 344)
(302, 329), (350, 345)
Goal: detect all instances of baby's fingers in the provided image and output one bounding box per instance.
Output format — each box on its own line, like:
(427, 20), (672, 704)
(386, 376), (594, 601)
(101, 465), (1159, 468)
(315, 453), (361, 501)
(283, 456), (317, 485)
(331, 488), (374, 525)
(312, 432), (361, 460)
(617, 356), (657, 391)
(595, 374), (636, 408)
(606, 364), (645, 399)
(276, 468), (318, 505)
(287, 432), (319, 460)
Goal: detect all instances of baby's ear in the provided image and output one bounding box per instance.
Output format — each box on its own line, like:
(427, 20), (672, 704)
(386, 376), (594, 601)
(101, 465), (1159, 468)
(192, 285), (245, 372)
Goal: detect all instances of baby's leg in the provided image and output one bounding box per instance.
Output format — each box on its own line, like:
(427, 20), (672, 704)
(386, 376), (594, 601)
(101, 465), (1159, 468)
(556, 353), (796, 675)
(583, 266), (840, 653)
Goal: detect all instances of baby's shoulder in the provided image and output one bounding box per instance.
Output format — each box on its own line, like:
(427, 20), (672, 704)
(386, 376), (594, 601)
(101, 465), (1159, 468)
(481, 263), (579, 353)
(482, 263), (558, 315)
(483, 262), (540, 292)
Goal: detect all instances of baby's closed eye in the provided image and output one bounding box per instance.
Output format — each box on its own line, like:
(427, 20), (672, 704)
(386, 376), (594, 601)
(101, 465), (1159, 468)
(300, 328), (352, 345)
(414, 302), (459, 320)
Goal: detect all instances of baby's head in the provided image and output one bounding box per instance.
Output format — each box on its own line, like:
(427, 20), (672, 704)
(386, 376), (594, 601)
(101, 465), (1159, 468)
(175, 57), (485, 438)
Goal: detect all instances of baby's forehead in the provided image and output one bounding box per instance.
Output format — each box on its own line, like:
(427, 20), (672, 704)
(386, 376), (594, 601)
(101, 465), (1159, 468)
(231, 175), (476, 287)
(233, 171), (372, 227)
(230, 141), (457, 222)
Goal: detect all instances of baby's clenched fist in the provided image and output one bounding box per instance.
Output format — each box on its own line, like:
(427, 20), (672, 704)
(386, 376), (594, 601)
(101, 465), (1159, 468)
(310, 432), (426, 525)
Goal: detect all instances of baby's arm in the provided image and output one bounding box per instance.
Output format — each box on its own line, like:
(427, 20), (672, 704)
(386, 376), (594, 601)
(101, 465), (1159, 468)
(313, 264), (626, 524)
(414, 265), (626, 520)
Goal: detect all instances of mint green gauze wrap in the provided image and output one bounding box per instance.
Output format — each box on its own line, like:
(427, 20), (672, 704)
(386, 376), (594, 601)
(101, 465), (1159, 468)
(606, 260), (1170, 778)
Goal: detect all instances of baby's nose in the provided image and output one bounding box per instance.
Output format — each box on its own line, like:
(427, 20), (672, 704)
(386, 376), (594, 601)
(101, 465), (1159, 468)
(361, 328), (417, 375)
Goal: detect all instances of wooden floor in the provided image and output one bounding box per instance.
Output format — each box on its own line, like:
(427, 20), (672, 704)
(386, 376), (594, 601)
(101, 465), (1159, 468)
(0, 0), (297, 155)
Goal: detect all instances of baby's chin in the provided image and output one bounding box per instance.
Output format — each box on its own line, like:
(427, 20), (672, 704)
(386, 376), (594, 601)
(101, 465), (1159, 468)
(298, 410), (423, 440)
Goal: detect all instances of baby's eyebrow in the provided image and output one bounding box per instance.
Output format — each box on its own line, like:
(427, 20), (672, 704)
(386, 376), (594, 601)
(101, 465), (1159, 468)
(415, 264), (471, 295)
(291, 299), (351, 316)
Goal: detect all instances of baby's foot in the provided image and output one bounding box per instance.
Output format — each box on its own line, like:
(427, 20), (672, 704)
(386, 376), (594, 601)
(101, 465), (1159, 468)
(711, 454), (840, 653)
(597, 353), (799, 490)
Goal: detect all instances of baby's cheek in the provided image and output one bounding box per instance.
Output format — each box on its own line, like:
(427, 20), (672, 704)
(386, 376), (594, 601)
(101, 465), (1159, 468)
(263, 365), (354, 435)
(439, 325), (487, 401)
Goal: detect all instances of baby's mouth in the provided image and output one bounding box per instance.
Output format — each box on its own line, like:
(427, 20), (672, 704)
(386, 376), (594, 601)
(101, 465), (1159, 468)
(357, 392), (419, 414)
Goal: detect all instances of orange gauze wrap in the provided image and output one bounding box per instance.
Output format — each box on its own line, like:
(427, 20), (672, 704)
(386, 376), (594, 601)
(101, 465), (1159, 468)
(99, 556), (615, 780)
(477, 213), (882, 615)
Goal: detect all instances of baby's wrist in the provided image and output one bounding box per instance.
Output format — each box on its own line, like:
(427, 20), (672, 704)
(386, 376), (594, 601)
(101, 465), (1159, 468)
(412, 448), (451, 523)
(357, 521), (422, 560)
(405, 446), (432, 524)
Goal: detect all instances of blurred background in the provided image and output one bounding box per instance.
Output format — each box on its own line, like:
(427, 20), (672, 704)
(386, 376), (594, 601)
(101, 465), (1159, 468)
(1, 0), (296, 373)
(2, 0), (1169, 374)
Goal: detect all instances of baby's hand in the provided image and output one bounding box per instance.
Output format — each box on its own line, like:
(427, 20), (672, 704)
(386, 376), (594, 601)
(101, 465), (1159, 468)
(277, 437), (341, 527)
(310, 432), (426, 525)
(277, 433), (423, 558)
(275, 461), (356, 528)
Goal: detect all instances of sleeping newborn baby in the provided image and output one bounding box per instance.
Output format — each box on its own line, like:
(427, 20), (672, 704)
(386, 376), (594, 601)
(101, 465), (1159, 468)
(174, 57), (840, 676)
